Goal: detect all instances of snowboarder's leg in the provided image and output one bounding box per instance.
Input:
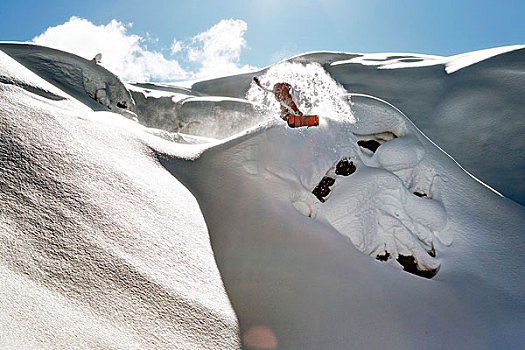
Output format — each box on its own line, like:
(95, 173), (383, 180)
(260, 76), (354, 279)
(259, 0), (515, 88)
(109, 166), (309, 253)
(280, 106), (291, 121)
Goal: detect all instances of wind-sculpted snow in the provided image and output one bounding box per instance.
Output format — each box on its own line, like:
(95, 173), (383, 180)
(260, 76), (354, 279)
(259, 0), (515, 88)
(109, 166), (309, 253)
(186, 47), (525, 205)
(325, 47), (525, 205)
(0, 43), (134, 113)
(329, 45), (525, 74)
(1, 42), (524, 349)
(128, 84), (266, 139)
(157, 63), (524, 347)
(0, 52), (241, 349)
(159, 103), (525, 348)
(0, 49), (72, 102)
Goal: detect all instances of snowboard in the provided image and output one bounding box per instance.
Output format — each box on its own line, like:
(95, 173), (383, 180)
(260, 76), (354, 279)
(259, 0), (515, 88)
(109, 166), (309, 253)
(287, 114), (319, 128)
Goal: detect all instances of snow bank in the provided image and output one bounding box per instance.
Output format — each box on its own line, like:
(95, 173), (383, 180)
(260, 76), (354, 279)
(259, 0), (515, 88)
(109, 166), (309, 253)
(325, 46), (525, 205)
(0, 47), (240, 349)
(158, 63), (524, 348)
(0, 43), (134, 113)
(184, 46), (525, 205)
(128, 83), (265, 139)
(159, 120), (524, 349)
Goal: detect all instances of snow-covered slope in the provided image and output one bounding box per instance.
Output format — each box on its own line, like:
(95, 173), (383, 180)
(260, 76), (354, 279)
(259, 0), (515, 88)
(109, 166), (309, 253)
(189, 46), (525, 206)
(128, 83), (265, 139)
(1, 42), (524, 349)
(0, 47), (240, 349)
(326, 46), (525, 205)
(160, 87), (525, 349)
(0, 43), (135, 113)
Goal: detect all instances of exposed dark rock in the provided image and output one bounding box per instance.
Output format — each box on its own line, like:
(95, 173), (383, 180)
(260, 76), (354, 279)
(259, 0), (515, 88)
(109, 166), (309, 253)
(357, 139), (381, 153)
(376, 251), (390, 262)
(335, 159), (356, 176)
(397, 254), (438, 279)
(427, 248), (436, 257)
(413, 191), (428, 198)
(117, 101), (128, 109)
(312, 176), (335, 203)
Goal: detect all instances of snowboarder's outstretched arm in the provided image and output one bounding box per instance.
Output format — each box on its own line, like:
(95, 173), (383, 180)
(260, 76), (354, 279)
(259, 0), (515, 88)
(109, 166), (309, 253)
(253, 76), (303, 117)
(253, 76), (273, 93)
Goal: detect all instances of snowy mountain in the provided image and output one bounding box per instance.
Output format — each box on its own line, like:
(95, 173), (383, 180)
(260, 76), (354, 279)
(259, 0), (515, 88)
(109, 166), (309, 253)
(0, 43), (524, 349)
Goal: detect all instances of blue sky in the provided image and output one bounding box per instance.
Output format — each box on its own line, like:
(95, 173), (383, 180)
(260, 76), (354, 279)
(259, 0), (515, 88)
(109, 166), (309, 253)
(2, 0), (523, 80)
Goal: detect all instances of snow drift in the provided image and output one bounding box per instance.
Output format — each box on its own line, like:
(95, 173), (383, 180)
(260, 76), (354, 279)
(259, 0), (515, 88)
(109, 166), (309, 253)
(1, 42), (524, 349)
(190, 46), (525, 206)
(0, 46), (240, 349)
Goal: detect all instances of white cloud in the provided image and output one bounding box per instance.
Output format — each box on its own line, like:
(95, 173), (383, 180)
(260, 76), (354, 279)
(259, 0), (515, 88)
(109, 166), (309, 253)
(171, 39), (182, 55)
(32, 16), (187, 81)
(188, 19), (257, 78)
(32, 16), (257, 82)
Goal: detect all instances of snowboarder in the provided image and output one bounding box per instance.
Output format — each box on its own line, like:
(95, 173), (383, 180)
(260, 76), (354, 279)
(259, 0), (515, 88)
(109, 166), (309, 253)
(253, 76), (303, 121)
